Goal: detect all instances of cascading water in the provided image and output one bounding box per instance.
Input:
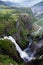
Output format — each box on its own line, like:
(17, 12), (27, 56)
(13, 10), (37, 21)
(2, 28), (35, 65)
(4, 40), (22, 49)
(24, 36), (36, 62)
(0, 36), (43, 62)
(4, 36), (30, 61)
(0, 36), (35, 62)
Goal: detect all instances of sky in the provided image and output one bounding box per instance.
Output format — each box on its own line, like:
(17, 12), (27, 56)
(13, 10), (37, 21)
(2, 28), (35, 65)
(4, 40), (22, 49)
(1, 0), (43, 7)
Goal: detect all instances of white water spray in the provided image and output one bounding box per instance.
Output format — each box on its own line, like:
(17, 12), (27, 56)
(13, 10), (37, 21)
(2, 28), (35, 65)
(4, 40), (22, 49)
(0, 36), (43, 62)
(3, 36), (35, 62)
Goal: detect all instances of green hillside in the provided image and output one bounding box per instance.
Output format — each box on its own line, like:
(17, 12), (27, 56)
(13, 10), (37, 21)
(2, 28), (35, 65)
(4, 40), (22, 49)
(0, 6), (33, 65)
(36, 18), (43, 27)
(0, 6), (43, 65)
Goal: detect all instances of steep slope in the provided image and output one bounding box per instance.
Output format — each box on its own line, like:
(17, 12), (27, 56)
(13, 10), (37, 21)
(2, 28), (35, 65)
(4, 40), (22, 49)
(0, 0), (20, 7)
(0, 1), (6, 6)
(31, 1), (43, 19)
(5, 1), (20, 7)
(0, 8), (33, 48)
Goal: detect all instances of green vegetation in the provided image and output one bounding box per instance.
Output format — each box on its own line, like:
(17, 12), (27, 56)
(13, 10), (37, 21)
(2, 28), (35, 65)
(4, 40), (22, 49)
(0, 54), (25, 65)
(0, 39), (25, 65)
(0, 7), (33, 47)
(0, 6), (43, 65)
(0, 55), (18, 65)
(0, 6), (33, 65)
(39, 61), (43, 65)
(0, 9), (19, 35)
(36, 18), (43, 27)
(0, 5), (33, 14)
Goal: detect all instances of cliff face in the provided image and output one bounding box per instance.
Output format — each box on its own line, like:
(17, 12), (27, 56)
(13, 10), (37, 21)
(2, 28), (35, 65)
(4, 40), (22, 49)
(0, 15), (32, 48)
(0, 7), (43, 65)
(31, 1), (43, 18)
(0, 14), (32, 65)
(14, 15), (32, 48)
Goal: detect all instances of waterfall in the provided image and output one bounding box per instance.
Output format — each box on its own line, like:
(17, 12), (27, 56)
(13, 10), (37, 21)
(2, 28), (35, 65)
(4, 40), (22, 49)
(0, 36), (43, 62)
(4, 36), (35, 62)
(4, 36), (22, 53)
(0, 36), (35, 62)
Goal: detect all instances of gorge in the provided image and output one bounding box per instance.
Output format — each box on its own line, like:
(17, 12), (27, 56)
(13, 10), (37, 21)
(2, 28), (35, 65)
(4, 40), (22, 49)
(0, 35), (43, 63)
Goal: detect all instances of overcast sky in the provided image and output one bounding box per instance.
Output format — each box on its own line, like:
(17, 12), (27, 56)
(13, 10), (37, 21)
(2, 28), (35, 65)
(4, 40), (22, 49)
(1, 0), (43, 7)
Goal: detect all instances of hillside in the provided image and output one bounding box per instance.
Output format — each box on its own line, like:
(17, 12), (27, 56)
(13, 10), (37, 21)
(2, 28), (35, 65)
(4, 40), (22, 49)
(0, 1), (6, 6)
(0, 6), (37, 23)
(5, 1), (20, 7)
(31, 1), (43, 19)
(0, 0), (20, 7)
(0, 6), (33, 65)
(0, 6), (43, 65)
(0, 6), (35, 48)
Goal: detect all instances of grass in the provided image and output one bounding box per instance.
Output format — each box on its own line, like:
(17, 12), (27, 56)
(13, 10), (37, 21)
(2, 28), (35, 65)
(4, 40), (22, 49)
(0, 54), (25, 65)
(0, 24), (5, 35)
(8, 27), (18, 35)
(0, 54), (18, 65)
(35, 18), (43, 27)
(0, 8), (19, 35)
(0, 8), (29, 47)
(39, 62), (43, 65)
(0, 6), (43, 65)
(0, 39), (25, 65)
